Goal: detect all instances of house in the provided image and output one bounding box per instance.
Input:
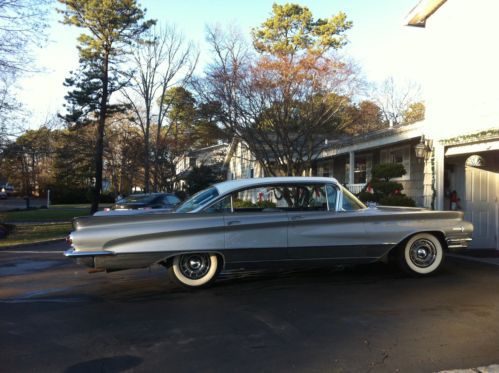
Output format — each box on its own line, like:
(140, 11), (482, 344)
(403, 0), (499, 249)
(225, 0), (499, 249)
(175, 143), (228, 190)
(224, 138), (265, 180)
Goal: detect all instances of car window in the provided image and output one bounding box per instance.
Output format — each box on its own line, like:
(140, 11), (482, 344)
(203, 195), (232, 213)
(231, 185), (292, 212)
(164, 195), (180, 205)
(176, 187), (219, 213)
(121, 194), (156, 204)
(290, 185), (327, 211)
(326, 184), (338, 211)
(339, 186), (366, 211)
(221, 184), (328, 213)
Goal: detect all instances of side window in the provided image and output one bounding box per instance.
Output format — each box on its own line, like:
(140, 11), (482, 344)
(326, 185), (338, 211)
(291, 185), (327, 211)
(232, 185), (292, 212)
(164, 195), (180, 205)
(203, 196), (231, 213)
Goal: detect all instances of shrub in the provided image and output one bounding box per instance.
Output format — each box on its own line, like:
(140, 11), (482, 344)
(357, 163), (416, 207)
(379, 195), (416, 207)
(372, 163), (406, 181)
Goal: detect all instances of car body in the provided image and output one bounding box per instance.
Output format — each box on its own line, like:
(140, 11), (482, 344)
(0, 191), (6, 199)
(93, 193), (181, 216)
(65, 177), (473, 288)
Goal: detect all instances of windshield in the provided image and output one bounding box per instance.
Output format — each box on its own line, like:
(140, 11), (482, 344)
(176, 187), (219, 213)
(339, 185), (367, 210)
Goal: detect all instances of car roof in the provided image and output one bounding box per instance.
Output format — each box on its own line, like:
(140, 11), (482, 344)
(213, 176), (339, 196)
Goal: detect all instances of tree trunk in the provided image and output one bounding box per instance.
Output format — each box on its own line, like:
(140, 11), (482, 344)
(143, 114), (150, 193)
(91, 53), (109, 214)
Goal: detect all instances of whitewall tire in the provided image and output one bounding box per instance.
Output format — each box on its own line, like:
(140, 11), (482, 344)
(399, 233), (444, 276)
(169, 253), (219, 288)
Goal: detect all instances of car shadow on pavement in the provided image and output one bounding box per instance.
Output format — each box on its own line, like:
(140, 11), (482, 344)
(64, 355), (142, 373)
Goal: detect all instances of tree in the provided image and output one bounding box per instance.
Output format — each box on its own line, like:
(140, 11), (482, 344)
(373, 77), (423, 126)
(121, 25), (197, 192)
(59, 0), (154, 213)
(0, 0), (50, 77)
(402, 101), (425, 124)
(342, 100), (387, 135)
(0, 0), (50, 142)
(201, 4), (358, 176)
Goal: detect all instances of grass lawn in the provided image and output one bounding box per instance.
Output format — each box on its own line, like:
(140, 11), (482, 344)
(0, 204), (112, 223)
(0, 208), (90, 222)
(0, 222), (72, 247)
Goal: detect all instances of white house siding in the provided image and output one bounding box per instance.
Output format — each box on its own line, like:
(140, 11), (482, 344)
(419, 0), (499, 140)
(227, 141), (264, 180)
(406, 0), (499, 247)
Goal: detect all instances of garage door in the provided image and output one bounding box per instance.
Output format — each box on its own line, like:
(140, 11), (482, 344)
(464, 166), (499, 249)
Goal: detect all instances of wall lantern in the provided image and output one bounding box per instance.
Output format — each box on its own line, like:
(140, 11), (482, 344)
(414, 135), (432, 161)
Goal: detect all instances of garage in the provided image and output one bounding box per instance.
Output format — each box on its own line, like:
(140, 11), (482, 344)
(445, 141), (499, 249)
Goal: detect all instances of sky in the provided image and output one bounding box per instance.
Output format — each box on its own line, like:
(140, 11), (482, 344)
(17, 0), (425, 128)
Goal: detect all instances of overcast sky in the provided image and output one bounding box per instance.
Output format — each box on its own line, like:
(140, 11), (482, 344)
(18, 0), (425, 128)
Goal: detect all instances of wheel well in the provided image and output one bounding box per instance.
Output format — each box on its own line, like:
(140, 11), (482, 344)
(389, 231), (447, 259)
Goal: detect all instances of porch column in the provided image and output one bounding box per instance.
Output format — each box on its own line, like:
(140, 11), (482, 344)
(349, 151), (355, 185)
(434, 143), (445, 210)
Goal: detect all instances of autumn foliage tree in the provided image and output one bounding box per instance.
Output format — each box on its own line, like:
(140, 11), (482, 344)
(202, 3), (359, 176)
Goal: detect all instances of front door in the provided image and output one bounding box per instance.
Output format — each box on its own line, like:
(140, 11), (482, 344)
(222, 184), (290, 264)
(287, 184), (368, 260)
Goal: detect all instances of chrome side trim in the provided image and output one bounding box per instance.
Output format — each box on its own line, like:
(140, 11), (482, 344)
(446, 237), (472, 249)
(64, 249), (115, 257)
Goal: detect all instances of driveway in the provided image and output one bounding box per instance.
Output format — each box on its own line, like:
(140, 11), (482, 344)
(1, 243), (499, 372)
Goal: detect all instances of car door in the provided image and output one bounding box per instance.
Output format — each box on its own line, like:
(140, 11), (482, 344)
(287, 183), (369, 261)
(222, 184), (290, 265)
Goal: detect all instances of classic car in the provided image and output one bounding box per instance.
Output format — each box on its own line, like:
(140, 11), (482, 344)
(93, 193), (181, 216)
(65, 177), (473, 289)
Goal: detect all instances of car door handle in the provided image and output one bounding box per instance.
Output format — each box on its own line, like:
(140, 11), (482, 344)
(290, 215), (305, 221)
(227, 220), (241, 226)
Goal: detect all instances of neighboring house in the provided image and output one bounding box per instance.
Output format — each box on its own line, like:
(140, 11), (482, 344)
(225, 138), (265, 181)
(175, 143), (228, 190)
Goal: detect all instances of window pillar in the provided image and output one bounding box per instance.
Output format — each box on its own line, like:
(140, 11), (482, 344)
(349, 151), (355, 185)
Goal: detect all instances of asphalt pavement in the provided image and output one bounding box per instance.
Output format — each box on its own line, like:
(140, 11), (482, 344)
(1, 243), (499, 372)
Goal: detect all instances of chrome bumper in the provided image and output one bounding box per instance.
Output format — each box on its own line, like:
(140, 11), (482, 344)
(446, 237), (472, 249)
(64, 248), (115, 257)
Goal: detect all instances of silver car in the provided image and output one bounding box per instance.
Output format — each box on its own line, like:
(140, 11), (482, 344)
(65, 177), (473, 289)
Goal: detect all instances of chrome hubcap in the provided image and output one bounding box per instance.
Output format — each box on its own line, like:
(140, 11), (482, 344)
(179, 254), (211, 279)
(409, 239), (437, 268)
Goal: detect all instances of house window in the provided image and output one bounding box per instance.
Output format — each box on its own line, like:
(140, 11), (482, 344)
(345, 154), (372, 184)
(380, 145), (411, 180)
(189, 157), (197, 168)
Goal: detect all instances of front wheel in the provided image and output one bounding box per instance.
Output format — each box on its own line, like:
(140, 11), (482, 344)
(398, 233), (444, 276)
(168, 253), (219, 289)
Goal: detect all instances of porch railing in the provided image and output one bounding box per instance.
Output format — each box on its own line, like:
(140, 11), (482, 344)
(346, 183), (366, 195)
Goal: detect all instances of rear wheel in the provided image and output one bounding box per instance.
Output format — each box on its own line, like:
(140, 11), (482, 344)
(398, 233), (444, 276)
(168, 253), (219, 289)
